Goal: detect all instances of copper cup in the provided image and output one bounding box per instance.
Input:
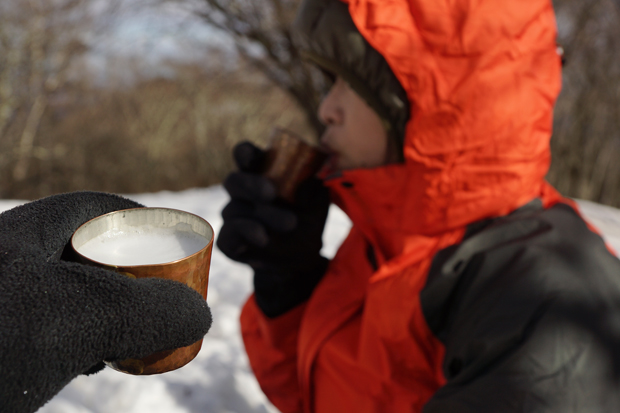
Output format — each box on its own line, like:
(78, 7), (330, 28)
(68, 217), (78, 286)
(70, 207), (213, 375)
(263, 128), (328, 203)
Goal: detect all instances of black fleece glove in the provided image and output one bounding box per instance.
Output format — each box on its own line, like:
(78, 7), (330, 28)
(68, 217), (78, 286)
(0, 191), (212, 413)
(217, 142), (330, 318)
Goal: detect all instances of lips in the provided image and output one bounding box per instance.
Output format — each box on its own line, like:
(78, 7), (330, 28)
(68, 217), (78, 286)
(317, 146), (340, 177)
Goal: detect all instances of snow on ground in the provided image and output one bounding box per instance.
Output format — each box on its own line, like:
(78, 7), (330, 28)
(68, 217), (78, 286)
(573, 199), (620, 254)
(0, 186), (619, 413)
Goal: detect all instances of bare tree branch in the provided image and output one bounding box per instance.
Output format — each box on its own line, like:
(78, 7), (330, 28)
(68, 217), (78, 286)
(166, 0), (326, 138)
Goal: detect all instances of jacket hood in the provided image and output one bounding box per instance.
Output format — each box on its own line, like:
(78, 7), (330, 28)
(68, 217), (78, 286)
(297, 0), (562, 259)
(293, 0), (410, 149)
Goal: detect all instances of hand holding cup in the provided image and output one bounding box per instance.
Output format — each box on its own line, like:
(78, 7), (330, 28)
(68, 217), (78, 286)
(0, 191), (212, 413)
(218, 128), (330, 317)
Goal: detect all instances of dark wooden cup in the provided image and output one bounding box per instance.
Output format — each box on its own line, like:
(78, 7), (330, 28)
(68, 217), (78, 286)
(263, 128), (328, 203)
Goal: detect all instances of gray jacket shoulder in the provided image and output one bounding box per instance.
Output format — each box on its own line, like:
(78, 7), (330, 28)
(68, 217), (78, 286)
(422, 201), (620, 412)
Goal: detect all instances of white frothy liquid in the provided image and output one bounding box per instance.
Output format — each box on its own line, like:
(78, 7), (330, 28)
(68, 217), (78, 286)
(77, 224), (209, 266)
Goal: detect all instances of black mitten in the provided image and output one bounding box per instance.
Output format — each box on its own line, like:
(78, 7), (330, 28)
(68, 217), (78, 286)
(217, 142), (330, 318)
(0, 192), (212, 413)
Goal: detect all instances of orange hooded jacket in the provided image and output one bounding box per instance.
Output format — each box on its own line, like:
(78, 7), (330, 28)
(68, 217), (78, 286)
(238, 0), (612, 411)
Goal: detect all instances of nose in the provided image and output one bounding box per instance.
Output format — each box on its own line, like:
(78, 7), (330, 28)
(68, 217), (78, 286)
(318, 84), (342, 127)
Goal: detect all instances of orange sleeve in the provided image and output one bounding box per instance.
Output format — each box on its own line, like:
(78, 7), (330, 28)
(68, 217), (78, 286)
(240, 294), (306, 413)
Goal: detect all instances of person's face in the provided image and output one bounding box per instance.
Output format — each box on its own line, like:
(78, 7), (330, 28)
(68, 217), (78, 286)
(318, 77), (397, 171)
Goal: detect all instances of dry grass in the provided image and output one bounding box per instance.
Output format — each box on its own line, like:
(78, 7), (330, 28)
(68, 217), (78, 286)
(0, 63), (313, 200)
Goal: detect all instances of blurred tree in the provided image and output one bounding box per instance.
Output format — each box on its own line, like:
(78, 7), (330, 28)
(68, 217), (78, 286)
(549, 0), (620, 206)
(165, 0), (327, 140)
(0, 0), (119, 187)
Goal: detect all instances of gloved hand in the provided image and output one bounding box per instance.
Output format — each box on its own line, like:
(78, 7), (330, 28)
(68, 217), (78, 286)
(0, 192), (212, 413)
(217, 141), (330, 318)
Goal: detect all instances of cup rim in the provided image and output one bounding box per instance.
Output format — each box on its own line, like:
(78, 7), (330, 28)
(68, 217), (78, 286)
(71, 207), (214, 268)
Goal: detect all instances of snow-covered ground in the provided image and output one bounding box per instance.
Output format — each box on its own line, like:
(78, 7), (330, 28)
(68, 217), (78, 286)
(572, 198), (620, 254)
(1, 186), (619, 413)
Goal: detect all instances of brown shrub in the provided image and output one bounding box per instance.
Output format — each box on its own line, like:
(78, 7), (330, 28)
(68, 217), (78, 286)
(0, 63), (313, 200)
